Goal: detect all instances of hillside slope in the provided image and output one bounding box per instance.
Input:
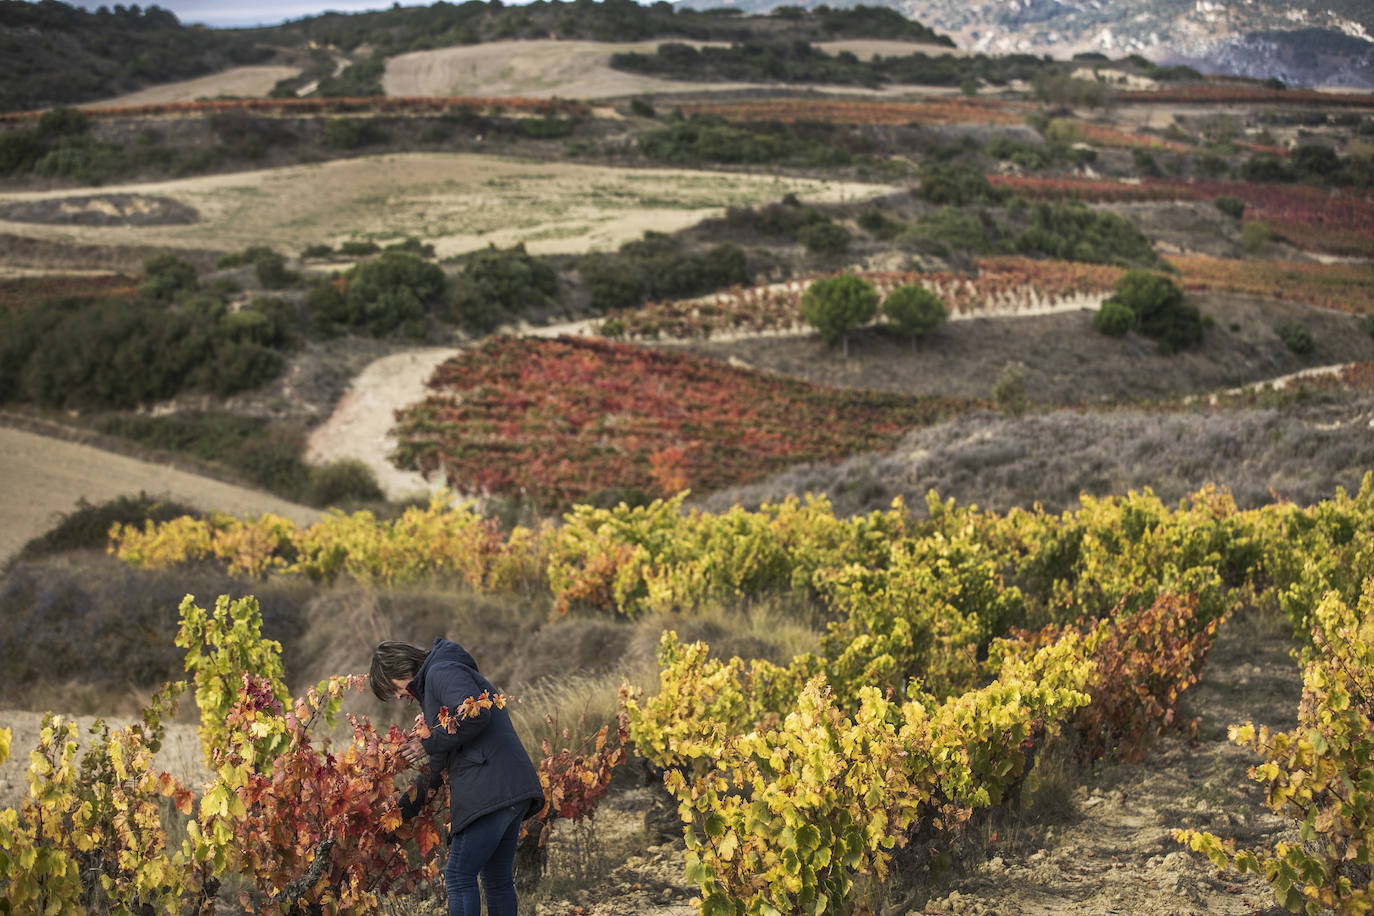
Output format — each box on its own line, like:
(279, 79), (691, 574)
(0, 424), (320, 566)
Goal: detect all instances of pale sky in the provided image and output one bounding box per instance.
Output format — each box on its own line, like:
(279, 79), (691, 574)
(71, 1), (455, 29)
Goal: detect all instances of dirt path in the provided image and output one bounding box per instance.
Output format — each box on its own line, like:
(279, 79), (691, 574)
(0, 425), (321, 566)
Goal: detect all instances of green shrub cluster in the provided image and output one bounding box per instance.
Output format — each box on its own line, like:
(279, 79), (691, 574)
(915, 162), (1007, 206)
(309, 250), (445, 337)
(611, 40), (1065, 89)
(449, 243), (559, 333)
(12, 492), (203, 563)
(214, 246), (297, 290)
(0, 107), (130, 184)
(1094, 270), (1205, 353)
(578, 231), (749, 312)
(315, 54), (386, 97)
(0, 298), (288, 409)
(1013, 201), (1160, 267)
(1273, 320), (1315, 355)
(1213, 196), (1245, 219)
(637, 113), (861, 167)
(900, 207), (995, 256)
(1242, 144), (1373, 188)
(983, 135), (1095, 170)
(322, 117), (388, 150)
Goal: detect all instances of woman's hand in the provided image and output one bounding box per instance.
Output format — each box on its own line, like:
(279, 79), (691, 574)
(399, 737), (426, 767)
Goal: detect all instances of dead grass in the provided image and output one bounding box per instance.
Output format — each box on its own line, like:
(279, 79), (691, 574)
(0, 153), (896, 258)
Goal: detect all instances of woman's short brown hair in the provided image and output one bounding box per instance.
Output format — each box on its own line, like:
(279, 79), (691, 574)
(370, 641), (430, 701)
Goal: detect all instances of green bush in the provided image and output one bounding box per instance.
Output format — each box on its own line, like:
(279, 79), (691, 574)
(322, 117), (387, 150)
(800, 273), (878, 356)
(881, 283), (947, 347)
(578, 234), (748, 313)
(13, 492), (202, 562)
(903, 207), (991, 255)
(522, 116), (576, 139)
(302, 459), (384, 507)
(1274, 320), (1315, 355)
(1242, 221), (1272, 255)
(301, 243), (335, 259)
(1105, 270), (1202, 353)
(1014, 201), (1159, 267)
(1214, 196), (1245, 220)
(312, 250), (445, 337)
(384, 237), (436, 258)
(138, 253), (198, 302)
(1240, 152), (1295, 183)
(339, 240), (381, 257)
(449, 243), (558, 333)
(991, 360), (1029, 416)
(1361, 314), (1374, 339)
(857, 207), (902, 240)
(797, 220), (850, 254)
(1093, 299), (1135, 336)
(915, 162), (1002, 206)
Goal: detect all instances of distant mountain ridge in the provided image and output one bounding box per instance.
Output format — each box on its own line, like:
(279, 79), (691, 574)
(677, 0), (1374, 88)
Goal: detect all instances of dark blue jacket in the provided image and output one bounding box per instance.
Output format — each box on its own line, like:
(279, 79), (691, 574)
(399, 638), (544, 832)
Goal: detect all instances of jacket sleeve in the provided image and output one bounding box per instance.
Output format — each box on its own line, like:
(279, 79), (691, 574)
(418, 662), (494, 758)
(398, 757), (446, 820)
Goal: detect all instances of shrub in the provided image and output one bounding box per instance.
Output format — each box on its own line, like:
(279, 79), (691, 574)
(1015, 201), (1159, 267)
(1241, 221), (1272, 255)
(1274, 320), (1314, 355)
(857, 207), (902, 239)
(796, 220), (850, 254)
(915, 162), (1001, 206)
(903, 207), (991, 256)
(339, 240), (381, 257)
(383, 237), (436, 258)
(1240, 152), (1295, 183)
(1361, 314), (1374, 339)
(449, 243), (557, 334)
(301, 243), (334, 260)
(138, 252), (198, 302)
(1214, 196), (1245, 220)
(578, 235), (748, 314)
(314, 251), (446, 337)
(991, 360), (1029, 416)
(13, 492), (202, 562)
(1106, 270), (1202, 353)
(1093, 299), (1135, 336)
(881, 283), (947, 348)
(301, 459), (385, 507)
(629, 98), (655, 118)
(322, 117), (386, 150)
(800, 273), (878, 356)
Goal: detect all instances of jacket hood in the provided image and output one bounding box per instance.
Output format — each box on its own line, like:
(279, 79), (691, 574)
(406, 637), (480, 701)
(426, 637), (479, 672)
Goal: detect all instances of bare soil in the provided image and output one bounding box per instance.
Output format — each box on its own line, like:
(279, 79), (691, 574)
(381, 39), (965, 101)
(0, 153), (895, 260)
(80, 66), (302, 108)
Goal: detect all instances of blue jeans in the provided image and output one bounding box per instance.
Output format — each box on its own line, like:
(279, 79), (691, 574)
(445, 802), (524, 916)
